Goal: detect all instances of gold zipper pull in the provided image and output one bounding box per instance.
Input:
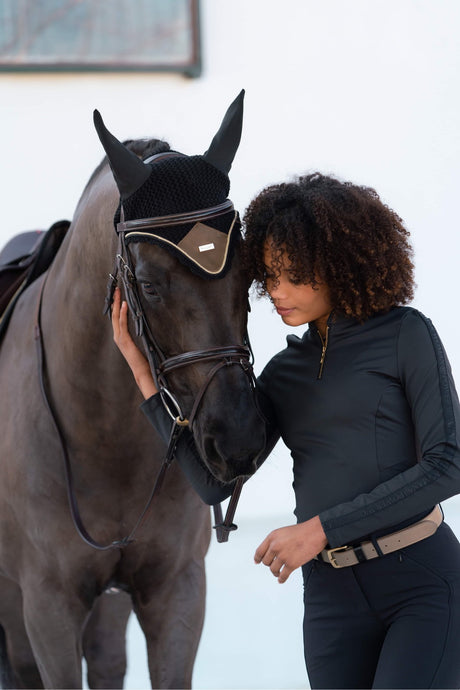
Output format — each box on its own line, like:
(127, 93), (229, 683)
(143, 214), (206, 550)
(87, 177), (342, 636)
(317, 326), (329, 379)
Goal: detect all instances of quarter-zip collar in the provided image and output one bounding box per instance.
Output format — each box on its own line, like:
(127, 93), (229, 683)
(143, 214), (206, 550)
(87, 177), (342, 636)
(307, 311), (359, 379)
(307, 310), (361, 342)
(317, 325), (329, 379)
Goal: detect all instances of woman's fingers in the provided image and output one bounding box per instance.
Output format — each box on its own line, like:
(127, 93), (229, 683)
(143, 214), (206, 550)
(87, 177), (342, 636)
(270, 556), (283, 577)
(255, 535), (279, 568)
(119, 300), (129, 340)
(255, 520), (327, 584)
(277, 564), (294, 584)
(110, 288), (157, 399)
(111, 287), (121, 339)
(255, 537), (287, 579)
(254, 536), (270, 564)
(112, 288), (133, 349)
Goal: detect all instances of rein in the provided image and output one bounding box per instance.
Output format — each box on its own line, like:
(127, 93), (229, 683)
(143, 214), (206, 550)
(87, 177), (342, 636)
(106, 209), (255, 542)
(34, 273), (177, 550)
(34, 201), (255, 551)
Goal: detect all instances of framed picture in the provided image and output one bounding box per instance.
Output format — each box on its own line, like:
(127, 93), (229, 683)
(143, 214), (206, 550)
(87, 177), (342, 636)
(0, 0), (201, 77)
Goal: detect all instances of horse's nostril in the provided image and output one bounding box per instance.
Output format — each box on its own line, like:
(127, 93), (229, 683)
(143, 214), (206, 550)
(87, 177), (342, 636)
(202, 434), (259, 482)
(203, 436), (226, 472)
(203, 435), (218, 462)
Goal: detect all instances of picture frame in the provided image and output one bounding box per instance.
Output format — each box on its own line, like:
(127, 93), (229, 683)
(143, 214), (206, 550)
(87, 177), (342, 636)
(0, 0), (201, 77)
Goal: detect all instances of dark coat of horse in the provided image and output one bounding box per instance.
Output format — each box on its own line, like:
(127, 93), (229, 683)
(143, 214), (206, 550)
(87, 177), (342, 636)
(0, 94), (265, 688)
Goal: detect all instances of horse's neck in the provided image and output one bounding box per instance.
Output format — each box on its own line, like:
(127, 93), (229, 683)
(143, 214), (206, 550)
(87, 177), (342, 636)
(43, 166), (120, 352)
(54, 167), (118, 299)
(39, 166), (147, 444)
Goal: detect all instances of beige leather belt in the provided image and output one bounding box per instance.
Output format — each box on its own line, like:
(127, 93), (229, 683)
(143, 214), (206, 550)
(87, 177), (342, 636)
(317, 505), (443, 568)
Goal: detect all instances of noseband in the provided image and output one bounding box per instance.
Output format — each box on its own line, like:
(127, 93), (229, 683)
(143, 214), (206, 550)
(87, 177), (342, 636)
(159, 345), (254, 430)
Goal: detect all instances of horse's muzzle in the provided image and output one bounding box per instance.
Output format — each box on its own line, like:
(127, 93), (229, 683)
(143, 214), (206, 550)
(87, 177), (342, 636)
(201, 432), (263, 483)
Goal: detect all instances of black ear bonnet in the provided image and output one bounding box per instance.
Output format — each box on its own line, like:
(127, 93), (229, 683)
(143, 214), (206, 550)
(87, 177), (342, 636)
(113, 153), (239, 278)
(94, 91), (245, 279)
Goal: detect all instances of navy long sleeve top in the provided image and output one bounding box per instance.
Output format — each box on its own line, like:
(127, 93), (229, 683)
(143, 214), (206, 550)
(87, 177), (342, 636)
(141, 307), (460, 548)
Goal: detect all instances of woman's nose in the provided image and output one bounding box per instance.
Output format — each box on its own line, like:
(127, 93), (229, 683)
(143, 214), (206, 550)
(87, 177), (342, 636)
(267, 278), (287, 300)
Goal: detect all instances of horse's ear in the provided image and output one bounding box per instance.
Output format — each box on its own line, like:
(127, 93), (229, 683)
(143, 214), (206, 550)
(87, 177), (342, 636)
(93, 110), (151, 200)
(203, 90), (245, 175)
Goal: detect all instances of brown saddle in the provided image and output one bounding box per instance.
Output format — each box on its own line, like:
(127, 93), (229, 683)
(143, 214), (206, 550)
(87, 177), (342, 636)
(0, 219), (70, 342)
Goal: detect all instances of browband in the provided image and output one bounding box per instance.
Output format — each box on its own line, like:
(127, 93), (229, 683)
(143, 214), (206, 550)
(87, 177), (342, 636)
(117, 199), (234, 234)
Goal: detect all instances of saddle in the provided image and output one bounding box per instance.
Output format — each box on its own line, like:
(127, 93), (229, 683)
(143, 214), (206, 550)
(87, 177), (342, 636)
(0, 219), (70, 342)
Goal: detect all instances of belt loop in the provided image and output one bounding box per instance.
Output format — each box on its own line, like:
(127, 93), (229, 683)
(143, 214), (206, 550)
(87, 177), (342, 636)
(371, 534), (385, 557)
(352, 544), (368, 563)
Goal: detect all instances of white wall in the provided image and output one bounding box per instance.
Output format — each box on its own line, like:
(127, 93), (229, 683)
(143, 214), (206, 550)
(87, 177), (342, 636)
(1, 0), (460, 526)
(2, 3), (460, 688)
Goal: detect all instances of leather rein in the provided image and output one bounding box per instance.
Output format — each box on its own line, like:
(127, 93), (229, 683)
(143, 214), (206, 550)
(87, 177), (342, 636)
(34, 201), (254, 551)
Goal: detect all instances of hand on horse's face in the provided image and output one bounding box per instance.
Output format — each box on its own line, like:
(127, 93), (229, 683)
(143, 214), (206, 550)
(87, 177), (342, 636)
(111, 287), (158, 399)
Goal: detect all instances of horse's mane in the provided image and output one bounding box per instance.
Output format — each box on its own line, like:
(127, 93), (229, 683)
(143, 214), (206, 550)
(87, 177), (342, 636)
(83, 137), (171, 194)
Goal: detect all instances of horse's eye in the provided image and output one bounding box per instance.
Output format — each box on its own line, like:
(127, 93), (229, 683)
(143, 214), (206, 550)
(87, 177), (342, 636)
(141, 282), (160, 300)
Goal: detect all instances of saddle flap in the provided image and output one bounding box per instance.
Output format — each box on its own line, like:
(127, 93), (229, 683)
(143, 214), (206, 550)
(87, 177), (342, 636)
(0, 219), (70, 339)
(0, 230), (45, 266)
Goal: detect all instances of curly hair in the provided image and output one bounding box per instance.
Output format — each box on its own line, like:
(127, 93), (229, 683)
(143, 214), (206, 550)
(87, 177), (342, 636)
(242, 173), (415, 321)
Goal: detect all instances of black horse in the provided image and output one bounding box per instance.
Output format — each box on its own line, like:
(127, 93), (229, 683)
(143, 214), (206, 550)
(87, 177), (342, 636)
(0, 92), (265, 688)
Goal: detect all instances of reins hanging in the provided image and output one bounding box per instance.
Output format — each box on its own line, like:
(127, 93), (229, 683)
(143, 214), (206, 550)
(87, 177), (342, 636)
(34, 272), (187, 551)
(35, 227), (255, 550)
(109, 228), (256, 543)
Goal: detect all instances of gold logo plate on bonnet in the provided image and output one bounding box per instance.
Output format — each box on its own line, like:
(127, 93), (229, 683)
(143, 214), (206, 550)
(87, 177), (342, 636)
(177, 222), (232, 274)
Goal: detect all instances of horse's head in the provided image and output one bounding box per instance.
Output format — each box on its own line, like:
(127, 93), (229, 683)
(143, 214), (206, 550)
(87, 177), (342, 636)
(94, 92), (265, 483)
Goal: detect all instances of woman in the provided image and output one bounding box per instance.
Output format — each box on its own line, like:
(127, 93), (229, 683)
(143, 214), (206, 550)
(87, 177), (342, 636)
(112, 172), (460, 689)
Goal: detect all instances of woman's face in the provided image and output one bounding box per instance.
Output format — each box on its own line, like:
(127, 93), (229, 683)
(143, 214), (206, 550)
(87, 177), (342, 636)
(263, 242), (332, 330)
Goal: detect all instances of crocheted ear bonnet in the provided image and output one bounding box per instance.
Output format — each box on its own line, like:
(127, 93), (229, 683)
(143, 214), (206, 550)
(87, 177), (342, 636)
(93, 91), (244, 278)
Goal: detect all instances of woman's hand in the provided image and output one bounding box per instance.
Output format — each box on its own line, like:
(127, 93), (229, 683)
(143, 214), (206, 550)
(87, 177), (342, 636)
(254, 515), (328, 583)
(111, 287), (158, 400)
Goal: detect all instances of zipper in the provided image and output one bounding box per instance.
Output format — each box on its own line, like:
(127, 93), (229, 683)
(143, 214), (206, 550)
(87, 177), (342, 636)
(317, 325), (329, 379)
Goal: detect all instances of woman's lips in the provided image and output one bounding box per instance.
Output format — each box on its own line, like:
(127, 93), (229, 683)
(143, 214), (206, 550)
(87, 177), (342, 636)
(275, 306), (295, 316)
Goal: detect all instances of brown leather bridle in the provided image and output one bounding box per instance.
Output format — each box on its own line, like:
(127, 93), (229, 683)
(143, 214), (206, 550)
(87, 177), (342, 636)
(110, 211), (255, 431)
(102, 201), (257, 545)
(34, 200), (256, 552)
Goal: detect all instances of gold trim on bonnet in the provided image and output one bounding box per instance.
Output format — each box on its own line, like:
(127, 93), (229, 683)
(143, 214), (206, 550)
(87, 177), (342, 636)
(125, 211), (238, 276)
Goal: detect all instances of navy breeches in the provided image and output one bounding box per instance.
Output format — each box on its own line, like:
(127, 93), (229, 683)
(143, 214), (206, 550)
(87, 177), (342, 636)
(302, 521), (460, 689)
